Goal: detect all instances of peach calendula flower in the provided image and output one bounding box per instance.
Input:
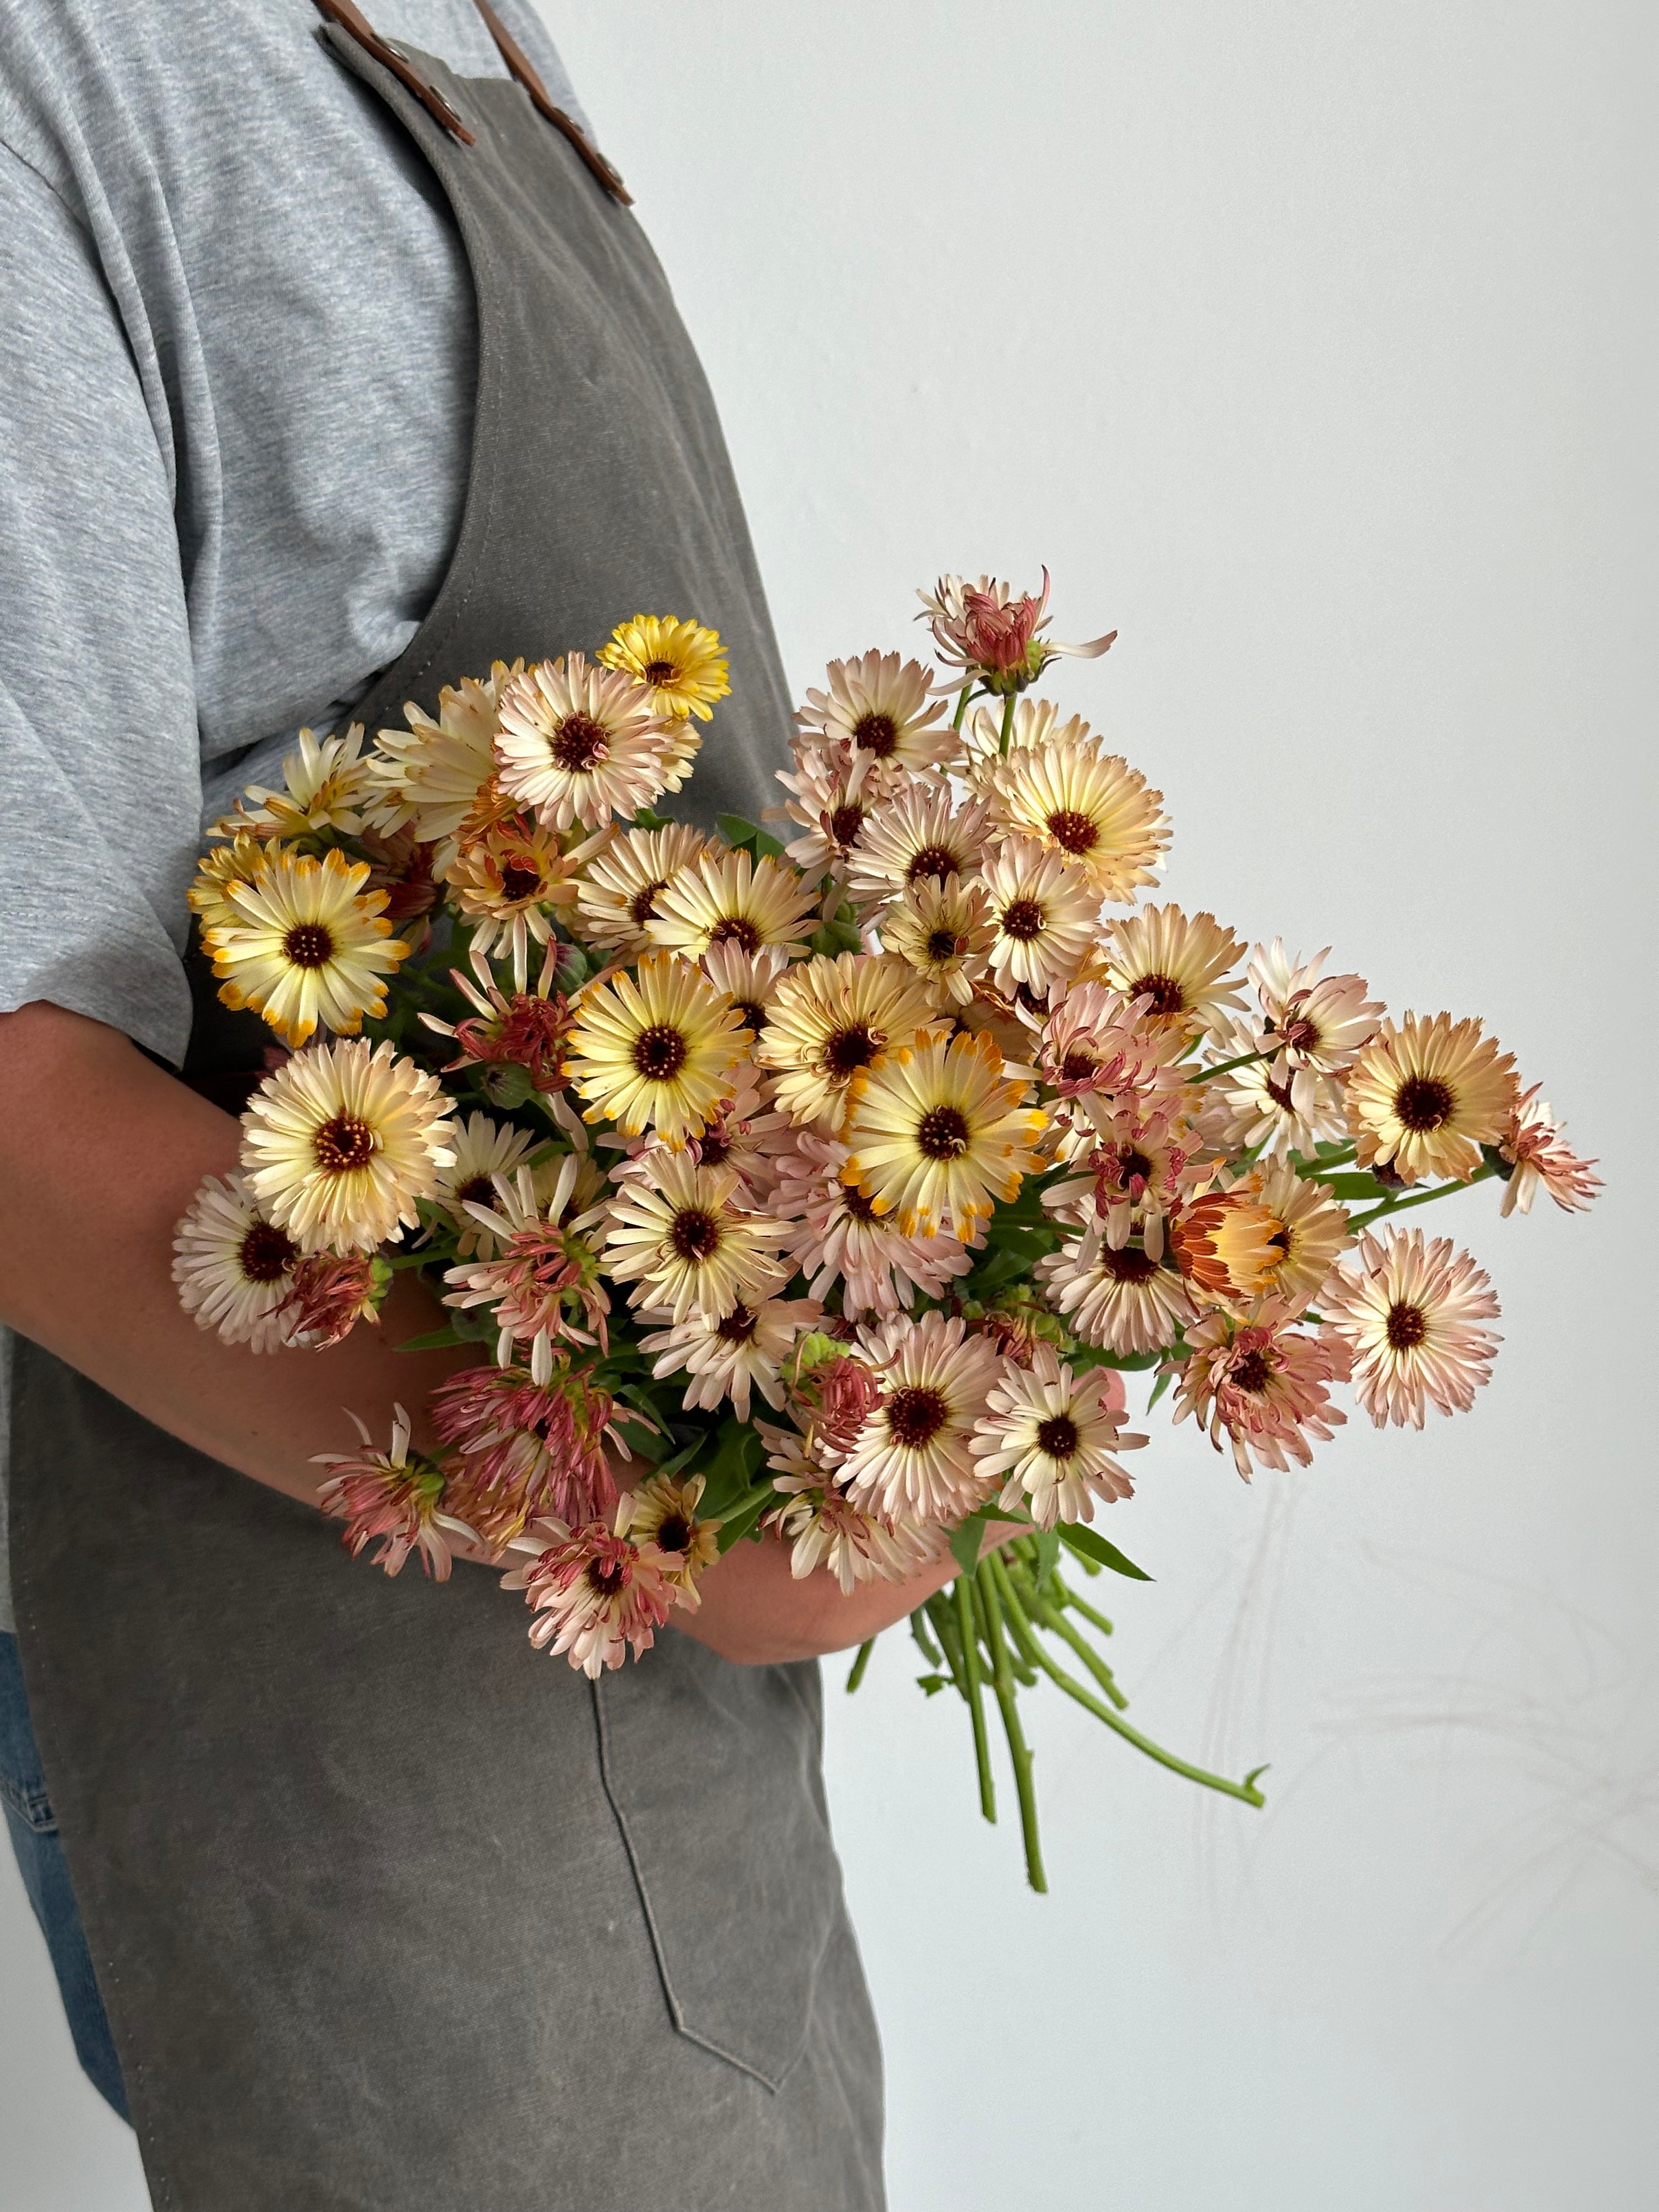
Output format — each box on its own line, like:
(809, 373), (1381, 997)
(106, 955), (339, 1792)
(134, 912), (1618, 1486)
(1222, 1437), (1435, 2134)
(204, 844), (409, 1047)
(1197, 1010), (1348, 1161)
(980, 834), (1102, 1000)
(1069, 1099), (1203, 1260)
(1167, 1186), (1284, 1304)
(603, 1063), (793, 1201)
(431, 1110), (538, 1254)
(1322, 1228), (1502, 1427)
(834, 1310), (1004, 1524)
(774, 742), (893, 888)
(366, 662), (522, 874)
(646, 844), (816, 964)
(1101, 904), (1248, 1033)
(919, 568), (1116, 693)
(758, 1425), (942, 1592)
(1249, 1160), (1352, 1314)
(573, 821), (710, 958)
(240, 1036), (454, 1254)
(600, 1152), (789, 1323)
(962, 696), (1089, 784)
(597, 613), (730, 723)
(172, 1170), (299, 1352)
(501, 1519), (680, 1675)
(423, 951), (572, 1097)
(844, 780), (992, 914)
(771, 1127), (974, 1313)
(615, 1471), (721, 1591)
(495, 652), (672, 831)
(1036, 1223), (1197, 1356)
(1171, 1312), (1351, 1480)
(1248, 940), (1382, 1101)
(444, 814), (591, 989)
(1345, 1013), (1519, 1186)
(445, 1159), (610, 1384)
(699, 940), (792, 1042)
(839, 1026), (1047, 1240)
(1494, 1085), (1602, 1217)
(984, 736), (1169, 902)
(796, 648), (961, 772)
(276, 1251), (387, 1350)
(432, 1361), (619, 1541)
(313, 1405), (476, 1582)
(878, 874), (994, 1006)
(755, 952), (944, 1128)
(970, 1345), (1146, 1529)
(564, 953), (745, 1144)
(209, 724), (371, 842)
(640, 1293), (822, 1423)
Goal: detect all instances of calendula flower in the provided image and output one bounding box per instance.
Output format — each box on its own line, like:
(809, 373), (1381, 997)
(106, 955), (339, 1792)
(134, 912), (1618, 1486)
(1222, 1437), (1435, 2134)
(797, 648), (961, 772)
(878, 875), (994, 1006)
(760, 1430), (941, 1593)
(432, 1362), (618, 1542)
(962, 696), (1090, 783)
(1037, 1224), (1196, 1355)
(678, 1062), (793, 1195)
(1167, 1186), (1285, 1304)
(203, 844), (409, 1047)
(640, 1294), (821, 1421)
(615, 1471), (720, 1590)
(1495, 1086), (1602, 1217)
(573, 822), (710, 958)
(840, 1026), (1047, 1240)
(445, 1160), (609, 1383)
(1171, 1312), (1351, 1480)
(1098, 904), (1248, 1034)
(503, 1520), (680, 1675)
(495, 653), (671, 831)
(210, 724), (371, 842)
(970, 1346), (1146, 1528)
(424, 953), (572, 1096)
(366, 663), (521, 873)
(984, 736), (1169, 902)
(834, 1310), (1003, 1523)
(600, 1153), (788, 1323)
(314, 1405), (476, 1582)
(188, 832), (267, 936)
(775, 743), (891, 887)
(1346, 1013), (1519, 1186)
(240, 1036), (454, 1254)
(919, 568), (1116, 692)
(1039, 983), (1189, 1161)
(1322, 1228), (1502, 1427)
(276, 1252), (386, 1349)
(564, 953), (744, 1144)
(444, 815), (586, 988)
(432, 1111), (538, 1254)
(771, 1129), (974, 1313)
(1248, 941), (1382, 1103)
(1197, 1011), (1349, 1160)
(597, 613), (730, 722)
(172, 1170), (299, 1351)
(699, 940), (792, 1040)
(980, 835), (1102, 1000)
(646, 845), (816, 963)
(755, 953), (944, 1128)
(845, 781), (992, 913)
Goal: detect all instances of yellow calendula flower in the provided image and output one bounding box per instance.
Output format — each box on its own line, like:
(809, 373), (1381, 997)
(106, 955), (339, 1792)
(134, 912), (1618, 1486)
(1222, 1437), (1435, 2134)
(188, 832), (268, 937)
(646, 845), (817, 964)
(564, 953), (747, 1146)
(203, 845), (409, 1047)
(597, 614), (731, 723)
(755, 952), (944, 1129)
(839, 1027), (1047, 1240)
(1345, 1013), (1518, 1186)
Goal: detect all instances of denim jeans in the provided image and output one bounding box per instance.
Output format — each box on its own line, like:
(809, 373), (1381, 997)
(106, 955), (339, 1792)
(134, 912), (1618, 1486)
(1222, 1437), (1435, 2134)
(0, 1628), (129, 2123)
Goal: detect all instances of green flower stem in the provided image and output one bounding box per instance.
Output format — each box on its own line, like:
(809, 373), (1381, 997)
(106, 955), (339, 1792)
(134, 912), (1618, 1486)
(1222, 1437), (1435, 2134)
(951, 682), (975, 731)
(845, 1639), (875, 1695)
(976, 1562), (1047, 1892)
(1190, 1048), (1271, 1085)
(1012, 1566), (1128, 1710)
(1052, 1572), (1115, 1639)
(990, 1556), (1138, 1738)
(1294, 1147), (1356, 1177)
(998, 693), (1017, 756)
(953, 1576), (997, 1823)
(1346, 1161), (1496, 1234)
(910, 1605), (945, 1670)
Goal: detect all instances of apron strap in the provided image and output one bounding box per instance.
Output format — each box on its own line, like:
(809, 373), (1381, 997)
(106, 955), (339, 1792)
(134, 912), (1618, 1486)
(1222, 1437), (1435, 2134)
(310, 0), (477, 143)
(468, 0), (633, 204)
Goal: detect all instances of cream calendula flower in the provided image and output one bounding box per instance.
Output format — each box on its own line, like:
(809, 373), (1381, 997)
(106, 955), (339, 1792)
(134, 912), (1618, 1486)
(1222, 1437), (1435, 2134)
(1101, 904), (1248, 1032)
(172, 1170), (300, 1352)
(1037, 1224), (1196, 1355)
(495, 653), (672, 831)
(1322, 1228), (1501, 1427)
(759, 1426), (942, 1593)
(564, 953), (745, 1145)
(240, 1037), (455, 1254)
(1496, 1086), (1602, 1218)
(839, 1026), (1047, 1240)
(640, 1294), (822, 1423)
(210, 725), (371, 842)
(774, 743), (892, 886)
(699, 940), (792, 1040)
(646, 845), (816, 963)
(1248, 940), (1381, 1101)
(188, 832), (267, 936)
(615, 1470), (721, 1589)
(845, 781), (991, 913)
(573, 822), (710, 958)
(879, 875), (994, 1007)
(984, 736), (1169, 902)
(796, 650), (962, 772)
(1196, 1011), (1349, 1160)
(980, 834), (1102, 1000)
(600, 1153), (789, 1323)
(444, 815), (588, 989)
(755, 952), (944, 1128)
(204, 845), (409, 1046)
(1249, 1160), (1352, 1314)
(834, 1310), (1002, 1524)
(962, 696), (1089, 783)
(365, 663), (521, 873)
(1171, 1163), (1349, 1317)
(970, 1346), (1146, 1528)
(597, 614), (730, 723)
(431, 1111), (538, 1255)
(771, 1127), (974, 1314)
(1346, 1013), (1519, 1186)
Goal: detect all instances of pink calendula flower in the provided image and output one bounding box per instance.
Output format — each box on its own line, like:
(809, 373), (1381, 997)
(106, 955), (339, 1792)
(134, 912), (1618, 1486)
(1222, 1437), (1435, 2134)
(918, 568), (1116, 693)
(444, 1159), (608, 1382)
(1495, 1085), (1602, 1217)
(834, 1310), (1003, 1525)
(278, 1251), (388, 1350)
(771, 1127), (974, 1315)
(422, 945), (571, 1094)
(431, 1362), (619, 1542)
(1171, 1311), (1351, 1480)
(313, 1404), (476, 1581)
(758, 1422), (942, 1593)
(640, 1294), (822, 1423)
(1322, 1229), (1502, 1428)
(501, 1519), (680, 1676)
(971, 1346), (1146, 1528)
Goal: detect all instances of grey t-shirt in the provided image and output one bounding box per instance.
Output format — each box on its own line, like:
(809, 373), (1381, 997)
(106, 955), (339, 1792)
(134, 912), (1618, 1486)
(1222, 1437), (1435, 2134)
(0, 0), (589, 1624)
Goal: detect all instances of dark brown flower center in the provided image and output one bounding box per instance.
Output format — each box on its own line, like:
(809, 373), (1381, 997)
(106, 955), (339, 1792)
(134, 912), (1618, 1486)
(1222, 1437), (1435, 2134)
(697, 1132), (731, 1167)
(1046, 808), (1099, 855)
(499, 861), (543, 903)
(632, 1023), (689, 1080)
(843, 1186), (878, 1222)
(708, 913), (761, 952)
(455, 1174), (498, 1208)
(1393, 1075), (1455, 1132)
(1232, 1348), (1274, 1393)
(282, 922), (335, 970)
(669, 1207), (721, 1261)
(916, 1104), (970, 1160)
(1000, 897), (1045, 943)
(1115, 1149), (1155, 1187)
(853, 710), (898, 757)
(1127, 972), (1186, 1015)
(886, 1384), (949, 1448)
(1060, 1049), (1099, 1084)
(830, 803), (866, 847)
(239, 1219), (296, 1284)
(1386, 1301), (1427, 1351)
(653, 1513), (692, 1552)
(906, 844), (962, 886)
(312, 1113), (375, 1175)
(735, 999), (768, 1034)
(642, 659), (679, 686)
(1098, 1243), (1158, 1283)
(586, 1556), (628, 1597)
(628, 877), (668, 927)
(825, 1023), (878, 1075)
(551, 713), (608, 772)
(927, 928), (965, 961)
(716, 1304), (758, 1342)
(1035, 1413), (1080, 1459)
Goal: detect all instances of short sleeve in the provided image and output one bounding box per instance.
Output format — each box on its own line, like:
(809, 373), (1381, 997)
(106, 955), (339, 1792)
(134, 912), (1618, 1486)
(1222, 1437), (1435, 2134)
(0, 139), (200, 1064)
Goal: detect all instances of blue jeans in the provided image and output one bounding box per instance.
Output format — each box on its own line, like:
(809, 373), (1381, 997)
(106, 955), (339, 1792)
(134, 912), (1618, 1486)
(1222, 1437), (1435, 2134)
(0, 1628), (129, 2122)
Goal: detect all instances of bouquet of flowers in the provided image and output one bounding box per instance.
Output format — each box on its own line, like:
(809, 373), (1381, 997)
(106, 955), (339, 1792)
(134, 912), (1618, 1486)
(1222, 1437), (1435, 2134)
(174, 576), (1599, 1888)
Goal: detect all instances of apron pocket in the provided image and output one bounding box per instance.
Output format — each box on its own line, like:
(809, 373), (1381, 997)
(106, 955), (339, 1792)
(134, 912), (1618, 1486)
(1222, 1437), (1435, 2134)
(594, 1635), (844, 2091)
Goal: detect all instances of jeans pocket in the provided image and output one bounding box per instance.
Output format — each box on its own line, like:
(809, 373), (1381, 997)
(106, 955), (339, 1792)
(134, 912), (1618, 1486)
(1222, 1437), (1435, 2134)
(0, 1629), (58, 1833)
(594, 1636), (844, 2091)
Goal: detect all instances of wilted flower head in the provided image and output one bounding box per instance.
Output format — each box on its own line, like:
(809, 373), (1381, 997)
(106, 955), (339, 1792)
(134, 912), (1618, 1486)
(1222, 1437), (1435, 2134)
(424, 949), (572, 1097)
(1493, 1085), (1602, 1217)
(1171, 1312), (1351, 1480)
(919, 568), (1117, 694)
(313, 1404), (476, 1581)
(278, 1251), (389, 1349)
(501, 1519), (680, 1675)
(432, 1361), (618, 1542)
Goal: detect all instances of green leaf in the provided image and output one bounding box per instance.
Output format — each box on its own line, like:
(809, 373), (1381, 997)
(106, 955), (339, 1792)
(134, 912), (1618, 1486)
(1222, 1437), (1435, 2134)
(714, 1485), (772, 1553)
(1308, 1172), (1397, 1201)
(1032, 1527), (1062, 1593)
(392, 1324), (469, 1353)
(715, 812), (786, 861)
(1057, 1523), (1153, 1581)
(950, 1515), (989, 1578)
(916, 1673), (950, 1698)
(1146, 1367), (1175, 1411)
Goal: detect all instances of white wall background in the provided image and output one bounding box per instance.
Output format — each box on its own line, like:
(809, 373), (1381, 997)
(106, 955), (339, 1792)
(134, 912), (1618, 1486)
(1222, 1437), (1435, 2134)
(2, 2), (1651, 2205)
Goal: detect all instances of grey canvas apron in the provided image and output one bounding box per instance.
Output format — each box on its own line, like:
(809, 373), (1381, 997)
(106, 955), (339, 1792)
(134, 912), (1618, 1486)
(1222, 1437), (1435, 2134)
(7, 9), (885, 2207)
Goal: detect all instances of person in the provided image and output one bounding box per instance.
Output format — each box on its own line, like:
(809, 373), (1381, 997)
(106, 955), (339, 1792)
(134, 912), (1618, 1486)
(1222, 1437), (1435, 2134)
(0, 5), (973, 2203)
